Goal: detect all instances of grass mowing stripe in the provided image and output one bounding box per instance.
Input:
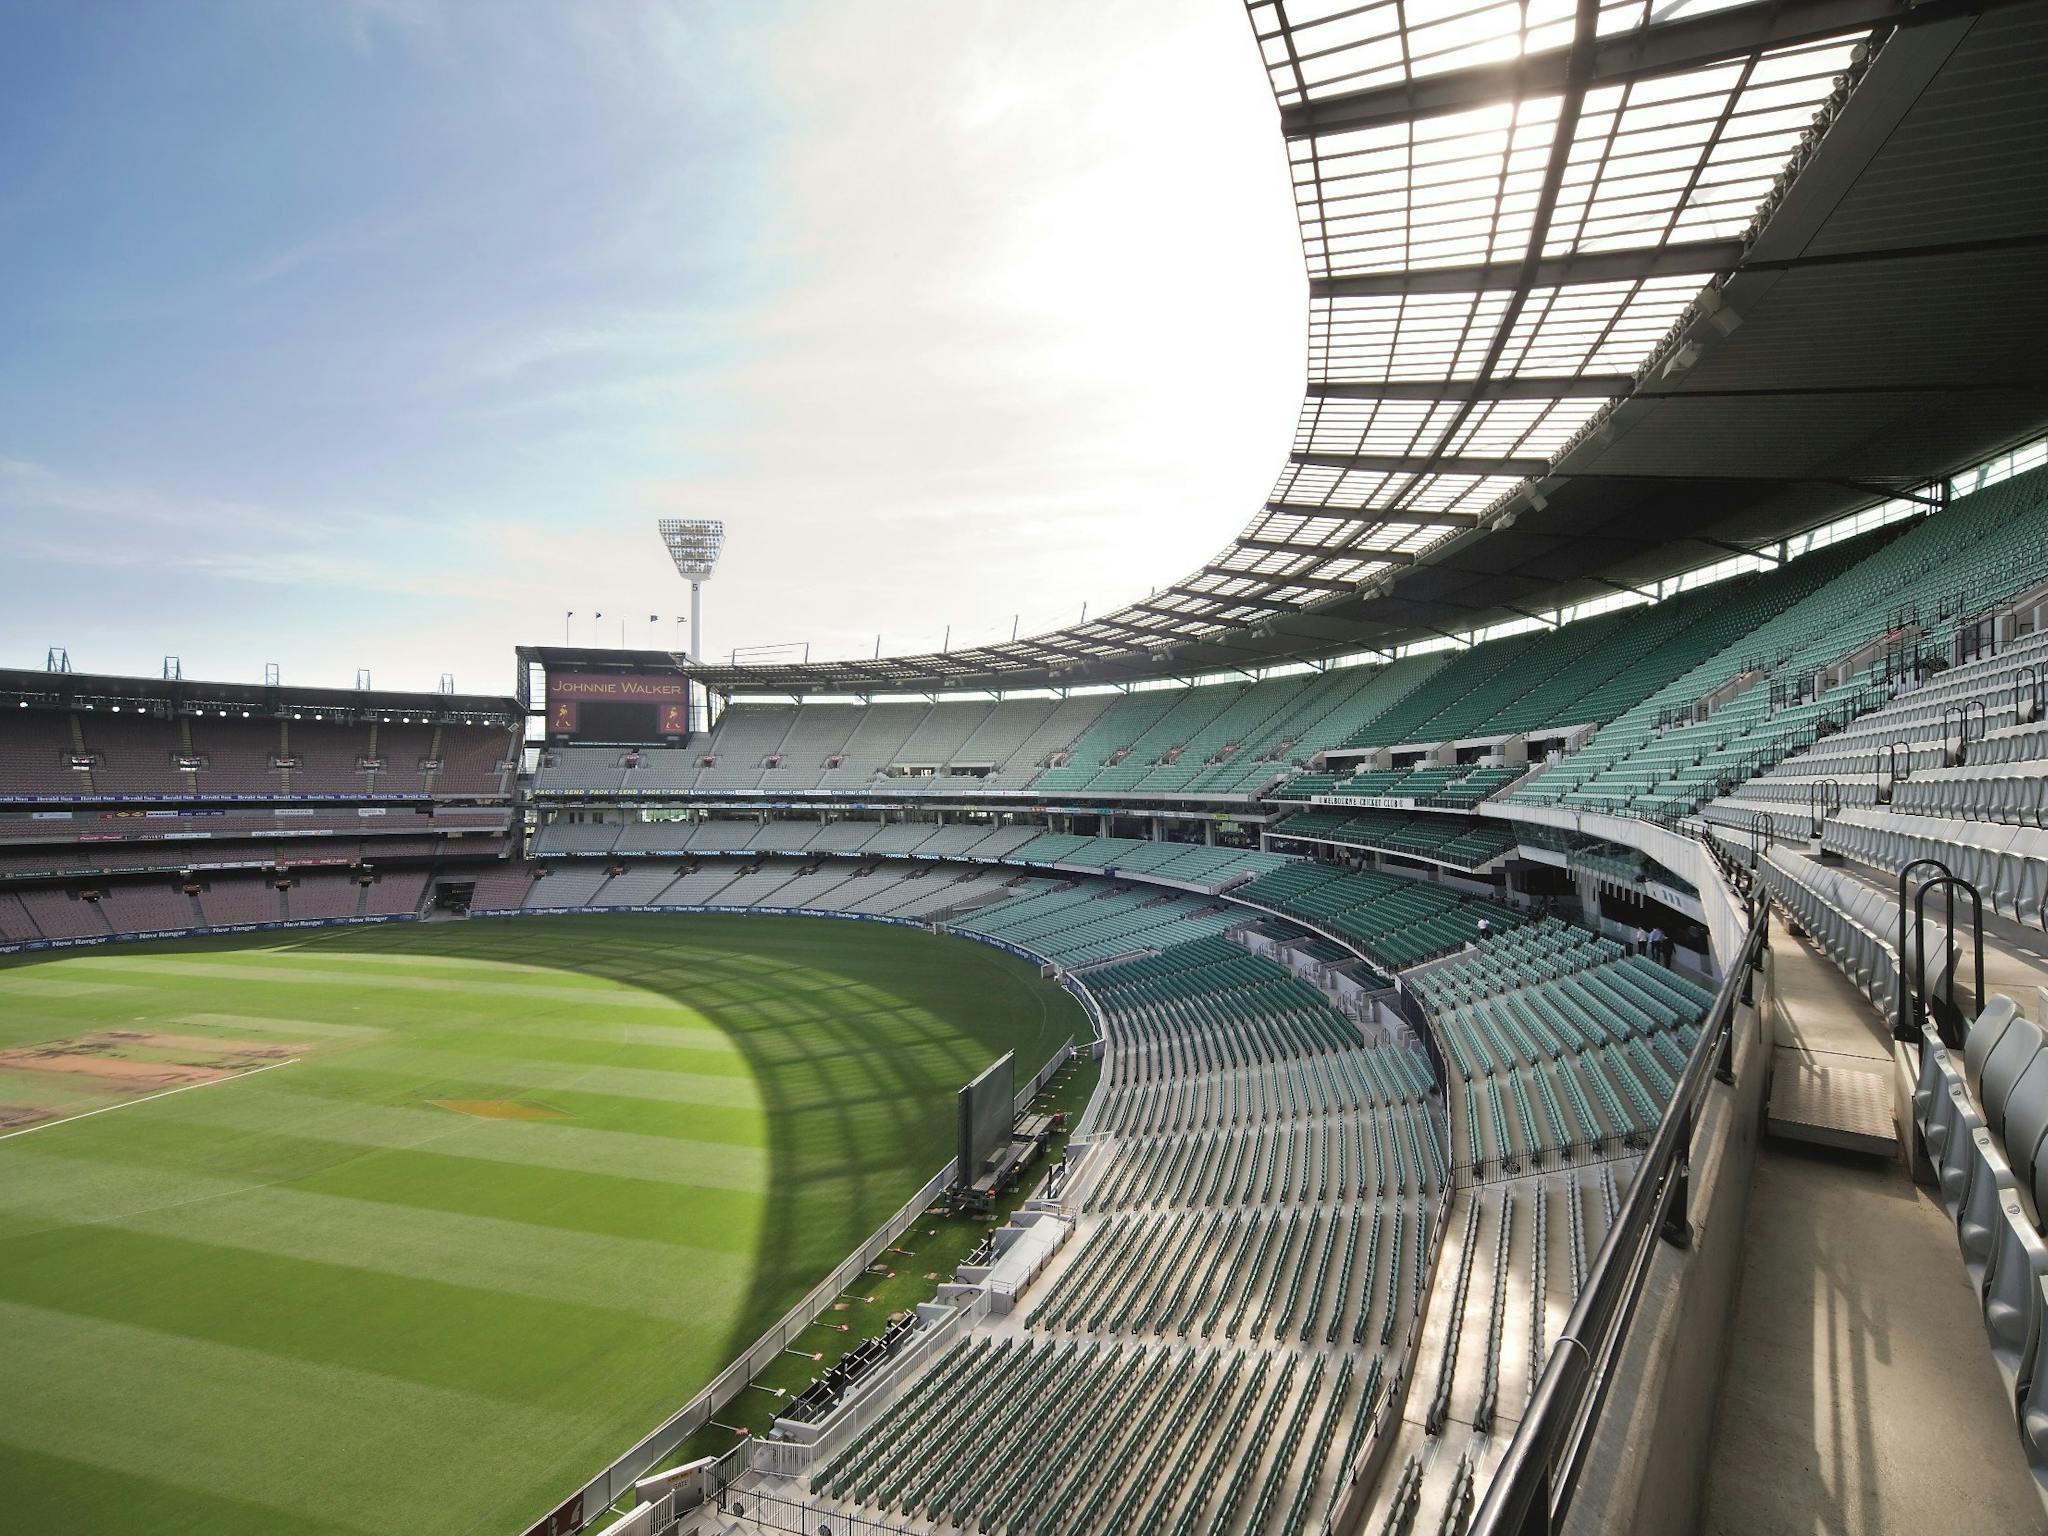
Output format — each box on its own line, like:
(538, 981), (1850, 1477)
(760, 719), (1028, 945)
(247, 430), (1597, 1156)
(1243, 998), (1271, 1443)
(317, 1045), (767, 1109)
(32, 1123), (771, 1252)
(0, 1298), (583, 1535)
(0, 1445), (374, 1536)
(71, 956), (704, 1008)
(385, 1025), (755, 1077)
(144, 1086), (776, 1190)
(261, 1068), (773, 1146)
(0, 974), (132, 998)
(0, 1177), (744, 1323)
(0, 1224), (686, 1399)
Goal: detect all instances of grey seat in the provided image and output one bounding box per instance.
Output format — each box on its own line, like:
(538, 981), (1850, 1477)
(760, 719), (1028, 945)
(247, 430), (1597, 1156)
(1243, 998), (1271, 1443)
(1937, 1081), (1991, 1218)
(2005, 1054), (2048, 1200)
(1968, 995), (2023, 1099)
(1914, 1028), (1953, 1130)
(2022, 1276), (2048, 1499)
(1961, 1129), (2022, 1290)
(1984, 1014), (2048, 1142)
(1927, 1069), (1988, 1179)
(2032, 1131), (2048, 1240)
(1984, 1192), (2048, 1409)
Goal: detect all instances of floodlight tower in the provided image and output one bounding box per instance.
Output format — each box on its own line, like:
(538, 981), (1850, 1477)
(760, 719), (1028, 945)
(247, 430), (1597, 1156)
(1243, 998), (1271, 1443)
(656, 519), (726, 662)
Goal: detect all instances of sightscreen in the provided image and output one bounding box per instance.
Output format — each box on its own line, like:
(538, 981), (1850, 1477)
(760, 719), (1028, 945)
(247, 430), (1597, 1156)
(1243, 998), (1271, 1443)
(545, 671), (690, 741)
(957, 1051), (1015, 1187)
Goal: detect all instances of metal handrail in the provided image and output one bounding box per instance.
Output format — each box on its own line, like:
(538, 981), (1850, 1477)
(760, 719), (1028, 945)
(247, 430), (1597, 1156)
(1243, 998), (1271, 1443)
(1747, 811), (1772, 869)
(1941, 698), (1988, 763)
(1913, 874), (1985, 1051)
(1894, 856), (1955, 1042)
(1876, 739), (1912, 802)
(1465, 887), (1769, 1536)
(1803, 779), (1838, 838)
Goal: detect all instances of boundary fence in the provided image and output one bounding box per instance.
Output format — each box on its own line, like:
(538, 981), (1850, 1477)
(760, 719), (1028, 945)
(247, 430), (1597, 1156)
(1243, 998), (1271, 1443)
(0, 909), (417, 956)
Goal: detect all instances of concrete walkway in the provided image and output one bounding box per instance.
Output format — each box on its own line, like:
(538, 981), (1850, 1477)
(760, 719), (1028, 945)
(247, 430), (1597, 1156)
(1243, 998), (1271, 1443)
(1699, 915), (2045, 1535)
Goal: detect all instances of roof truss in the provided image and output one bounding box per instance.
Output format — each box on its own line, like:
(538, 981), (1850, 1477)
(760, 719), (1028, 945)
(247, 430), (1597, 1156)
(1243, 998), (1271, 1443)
(1274, 0), (1916, 138)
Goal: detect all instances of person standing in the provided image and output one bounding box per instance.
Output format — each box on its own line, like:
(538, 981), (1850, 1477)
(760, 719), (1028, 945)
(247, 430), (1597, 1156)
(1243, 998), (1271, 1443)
(1648, 925), (1669, 966)
(1631, 925), (1648, 958)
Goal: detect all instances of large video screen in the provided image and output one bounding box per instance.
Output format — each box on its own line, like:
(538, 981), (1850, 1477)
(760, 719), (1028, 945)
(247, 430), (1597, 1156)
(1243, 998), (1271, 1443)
(546, 671), (691, 741)
(957, 1051), (1015, 1187)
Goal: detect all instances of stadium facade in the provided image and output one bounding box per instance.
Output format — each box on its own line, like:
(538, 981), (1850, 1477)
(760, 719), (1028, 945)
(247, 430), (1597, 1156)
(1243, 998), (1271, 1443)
(7, 2), (2048, 1534)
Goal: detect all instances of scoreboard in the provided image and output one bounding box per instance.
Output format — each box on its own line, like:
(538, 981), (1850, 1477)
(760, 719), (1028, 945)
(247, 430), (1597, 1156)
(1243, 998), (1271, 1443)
(545, 670), (691, 741)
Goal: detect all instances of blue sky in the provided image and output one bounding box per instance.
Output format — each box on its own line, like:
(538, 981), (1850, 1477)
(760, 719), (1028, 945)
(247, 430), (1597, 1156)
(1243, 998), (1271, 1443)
(0, 0), (1301, 691)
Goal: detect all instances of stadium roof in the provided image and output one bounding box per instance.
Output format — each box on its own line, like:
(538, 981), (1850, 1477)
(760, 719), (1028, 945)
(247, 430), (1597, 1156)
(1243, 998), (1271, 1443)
(687, 0), (2048, 697)
(0, 666), (521, 722)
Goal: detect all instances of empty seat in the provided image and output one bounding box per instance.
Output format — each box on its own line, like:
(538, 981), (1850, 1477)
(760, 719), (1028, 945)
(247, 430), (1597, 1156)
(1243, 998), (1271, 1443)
(2024, 1276), (2048, 1495)
(1960, 1127), (2020, 1288)
(1969, 996), (2024, 1099)
(1985, 1192), (2048, 1407)
(2005, 1056), (2048, 1205)
(1983, 1014), (2048, 1140)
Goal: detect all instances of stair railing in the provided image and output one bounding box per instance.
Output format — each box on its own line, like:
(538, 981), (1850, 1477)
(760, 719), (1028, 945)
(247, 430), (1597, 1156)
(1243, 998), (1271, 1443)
(1940, 697), (1990, 765)
(1912, 874), (1985, 1051)
(2018, 663), (2043, 725)
(1893, 855), (1956, 1042)
(1876, 739), (1912, 803)
(1807, 778), (1842, 838)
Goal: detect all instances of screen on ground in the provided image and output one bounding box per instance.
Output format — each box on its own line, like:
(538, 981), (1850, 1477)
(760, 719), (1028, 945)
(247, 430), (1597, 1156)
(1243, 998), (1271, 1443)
(957, 1051), (1015, 1186)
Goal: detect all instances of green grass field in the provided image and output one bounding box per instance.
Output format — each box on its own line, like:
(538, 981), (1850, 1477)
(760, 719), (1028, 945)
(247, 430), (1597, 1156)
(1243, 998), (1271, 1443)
(0, 913), (1085, 1536)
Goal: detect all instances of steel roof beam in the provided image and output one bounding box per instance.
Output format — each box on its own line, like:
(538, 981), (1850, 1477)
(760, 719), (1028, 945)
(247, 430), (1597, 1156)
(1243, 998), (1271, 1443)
(1635, 378), (2042, 400)
(1025, 636), (1117, 663)
(1311, 242), (1744, 299)
(1203, 563), (1362, 595)
(1087, 617), (1190, 642)
(1234, 536), (1419, 564)
(1167, 585), (1305, 614)
(1263, 502), (1483, 527)
(1289, 451), (1550, 476)
(1308, 376), (1634, 402)
(1278, 0), (1913, 139)
(1131, 600), (1223, 622)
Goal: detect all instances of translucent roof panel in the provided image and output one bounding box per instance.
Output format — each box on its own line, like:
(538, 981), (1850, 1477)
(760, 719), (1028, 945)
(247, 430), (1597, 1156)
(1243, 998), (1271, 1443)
(1310, 290), (1518, 383)
(1546, 39), (1861, 253)
(1490, 276), (1705, 375)
(1098, 7), (1867, 631)
(1251, 0), (1769, 106)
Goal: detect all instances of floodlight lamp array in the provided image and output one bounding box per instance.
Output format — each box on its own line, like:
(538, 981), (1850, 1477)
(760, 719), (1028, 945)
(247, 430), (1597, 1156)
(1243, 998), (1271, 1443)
(658, 518), (726, 579)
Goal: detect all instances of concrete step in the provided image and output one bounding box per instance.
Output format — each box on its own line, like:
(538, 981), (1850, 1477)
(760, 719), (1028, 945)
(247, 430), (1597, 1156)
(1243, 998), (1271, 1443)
(1765, 1049), (1897, 1156)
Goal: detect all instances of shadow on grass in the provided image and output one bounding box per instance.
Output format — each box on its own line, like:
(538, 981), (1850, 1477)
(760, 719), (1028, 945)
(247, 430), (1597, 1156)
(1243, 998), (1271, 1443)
(291, 911), (1085, 1386)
